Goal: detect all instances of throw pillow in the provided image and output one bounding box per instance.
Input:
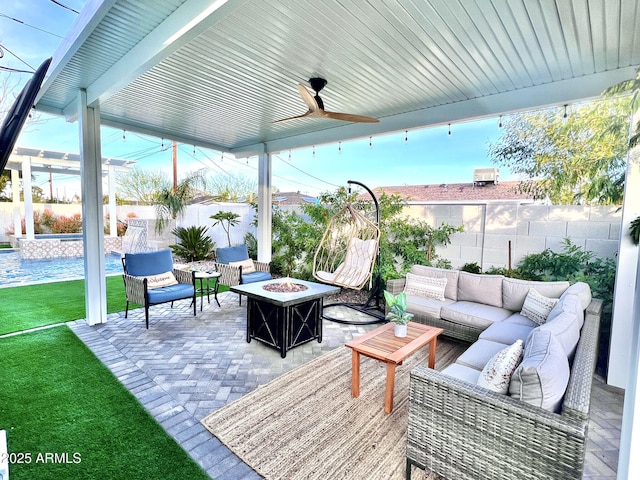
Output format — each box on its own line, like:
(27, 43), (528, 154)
(476, 340), (524, 394)
(520, 288), (559, 325)
(145, 271), (178, 289)
(229, 258), (256, 274)
(404, 273), (447, 301)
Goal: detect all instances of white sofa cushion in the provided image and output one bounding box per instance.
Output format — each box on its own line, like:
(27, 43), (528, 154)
(509, 329), (570, 412)
(441, 301), (512, 330)
(410, 265), (459, 301)
(520, 288), (559, 325)
(558, 281), (592, 311)
(404, 273), (447, 301)
(456, 339), (508, 370)
(441, 363), (481, 384)
(479, 322), (535, 345)
(457, 271), (504, 308)
(405, 294), (455, 319)
(539, 294), (584, 358)
(502, 313), (539, 328)
(502, 277), (569, 311)
(477, 340), (524, 394)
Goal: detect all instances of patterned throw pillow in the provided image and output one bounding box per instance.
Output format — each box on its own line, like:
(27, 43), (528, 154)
(477, 340), (524, 394)
(521, 288), (559, 325)
(145, 271), (179, 289)
(403, 273), (447, 301)
(229, 258), (256, 274)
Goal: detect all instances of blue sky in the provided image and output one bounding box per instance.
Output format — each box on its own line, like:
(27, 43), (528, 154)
(2, 0), (510, 198)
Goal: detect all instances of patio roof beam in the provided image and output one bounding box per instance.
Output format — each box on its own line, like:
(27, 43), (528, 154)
(232, 67), (639, 157)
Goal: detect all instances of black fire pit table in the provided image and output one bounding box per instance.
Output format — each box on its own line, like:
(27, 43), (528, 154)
(231, 279), (340, 358)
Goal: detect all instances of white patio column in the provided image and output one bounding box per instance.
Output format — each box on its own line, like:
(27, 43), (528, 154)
(11, 168), (21, 239)
(78, 89), (107, 326)
(22, 157), (34, 240)
(609, 100), (640, 388)
(618, 253), (640, 479)
(108, 164), (117, 236)
(256, 151), (272, 263)
(616, 98), (640, 479)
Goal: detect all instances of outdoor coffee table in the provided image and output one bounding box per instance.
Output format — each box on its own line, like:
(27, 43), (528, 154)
(231, 279), (339, 358)
(345, 322), (443, 413)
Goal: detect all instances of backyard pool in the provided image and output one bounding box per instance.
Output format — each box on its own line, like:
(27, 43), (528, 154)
(0, 250), (123, 287)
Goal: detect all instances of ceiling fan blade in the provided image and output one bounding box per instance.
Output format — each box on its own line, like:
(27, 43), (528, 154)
(323, 110), (379, 123)
(297, 84), (319, 111)
(272, 111), (313, 124)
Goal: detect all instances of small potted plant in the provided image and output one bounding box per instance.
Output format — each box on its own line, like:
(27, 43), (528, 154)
(384, 290), (414, 337)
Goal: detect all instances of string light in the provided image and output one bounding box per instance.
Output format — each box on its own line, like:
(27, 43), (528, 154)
(448, 123), (451, 136)
(498, 115), (503, 128)
(405, 130), (408, 142)
(122, 130), (126, 141)
(288, 150), (291, 160)
(312, 145), (316, 156)
(338, 141), (342, 153)
(563, 104), (568, 119)
(161, 138), (164, 149)
(369, 136), (372, 148)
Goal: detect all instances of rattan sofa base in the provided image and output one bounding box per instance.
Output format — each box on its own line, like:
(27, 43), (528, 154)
(405, 298), (603, 480)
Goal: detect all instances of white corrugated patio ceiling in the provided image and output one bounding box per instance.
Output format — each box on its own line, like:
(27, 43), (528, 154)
(35, 0), (640, 157)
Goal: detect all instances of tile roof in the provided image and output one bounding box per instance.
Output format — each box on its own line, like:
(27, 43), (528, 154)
(371, 181), (534, 203)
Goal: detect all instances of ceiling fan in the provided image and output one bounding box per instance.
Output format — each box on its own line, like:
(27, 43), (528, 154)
(274, 77), (379, 124)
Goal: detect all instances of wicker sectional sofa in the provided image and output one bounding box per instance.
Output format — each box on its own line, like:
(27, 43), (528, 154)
(386, 266), (603, 480)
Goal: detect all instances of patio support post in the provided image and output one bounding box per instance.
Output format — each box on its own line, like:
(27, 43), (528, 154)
(609, 99), (640, 389)
(256, 150), (272, 263)
(11, 168), (21, 240)
(108, 165), (117, 236)
(78, 89), (107, 326)
(22, 157), (34, 240)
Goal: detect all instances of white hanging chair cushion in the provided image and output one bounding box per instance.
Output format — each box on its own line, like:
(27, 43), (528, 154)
(316, 238), (377, 288)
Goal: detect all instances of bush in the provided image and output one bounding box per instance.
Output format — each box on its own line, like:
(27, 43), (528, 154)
(460, 262), (481, 274)
(170, 226), (215, 262)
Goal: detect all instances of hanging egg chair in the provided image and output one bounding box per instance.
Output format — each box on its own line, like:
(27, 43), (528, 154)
(313, 204), (380, 290)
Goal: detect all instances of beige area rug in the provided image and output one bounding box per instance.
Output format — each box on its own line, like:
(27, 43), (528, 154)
(201, 338), (466, 480)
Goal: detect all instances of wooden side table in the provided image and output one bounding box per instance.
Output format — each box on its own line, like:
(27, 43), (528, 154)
(345, 322), (443, 413)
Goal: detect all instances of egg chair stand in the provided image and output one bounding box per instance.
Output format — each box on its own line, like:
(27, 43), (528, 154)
(313, 180), (386, 325)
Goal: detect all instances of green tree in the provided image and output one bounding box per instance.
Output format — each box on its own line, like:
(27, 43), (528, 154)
(604, 67), (640, 149)
(206, 172), (257, 202)
(210, 211), (241, 246)
(116, 168), (170, 205)
(489, 97), (632, 205)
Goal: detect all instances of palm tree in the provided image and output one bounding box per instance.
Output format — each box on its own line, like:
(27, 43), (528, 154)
(154, 170), (206, 233)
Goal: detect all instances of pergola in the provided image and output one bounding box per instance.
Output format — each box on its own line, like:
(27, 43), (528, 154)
(6, 146), (134, 237)
(32, 1), (640, 476)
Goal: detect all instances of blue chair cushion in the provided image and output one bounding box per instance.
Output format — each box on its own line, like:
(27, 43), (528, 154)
(242, 271), (272, 284)
(217, 244), (249, 264)
(125, 249), (174, 276)
(147, 283), (194, 304)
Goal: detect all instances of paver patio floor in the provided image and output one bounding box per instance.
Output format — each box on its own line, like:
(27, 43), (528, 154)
(68, 291), (623, 480)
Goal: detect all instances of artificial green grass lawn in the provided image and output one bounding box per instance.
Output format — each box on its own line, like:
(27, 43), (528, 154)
(0, 326), (210, 480)
(0, 277), (230, 336)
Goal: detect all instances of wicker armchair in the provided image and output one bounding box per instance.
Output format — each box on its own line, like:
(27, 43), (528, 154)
(405, 298), (603, 480)
(122, 249), (196, 328)
(210, 245), (271, 305)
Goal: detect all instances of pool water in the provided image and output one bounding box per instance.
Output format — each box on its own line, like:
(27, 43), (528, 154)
(0, 250), (123, 288)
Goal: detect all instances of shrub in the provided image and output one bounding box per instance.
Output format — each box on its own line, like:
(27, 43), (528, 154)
(51, 213), (82, 233)
(170, 226), (215, 262)
(460, 262), (481, 274)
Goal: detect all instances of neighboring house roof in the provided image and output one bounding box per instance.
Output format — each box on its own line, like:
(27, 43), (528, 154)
(371, 181), (535, 203)
(272, 192), (318, 206)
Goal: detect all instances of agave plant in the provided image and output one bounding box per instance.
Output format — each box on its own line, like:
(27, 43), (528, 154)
(170, 226), (215, 262)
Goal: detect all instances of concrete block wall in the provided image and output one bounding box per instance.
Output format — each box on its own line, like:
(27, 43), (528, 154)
(422, 202), (621, 270)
